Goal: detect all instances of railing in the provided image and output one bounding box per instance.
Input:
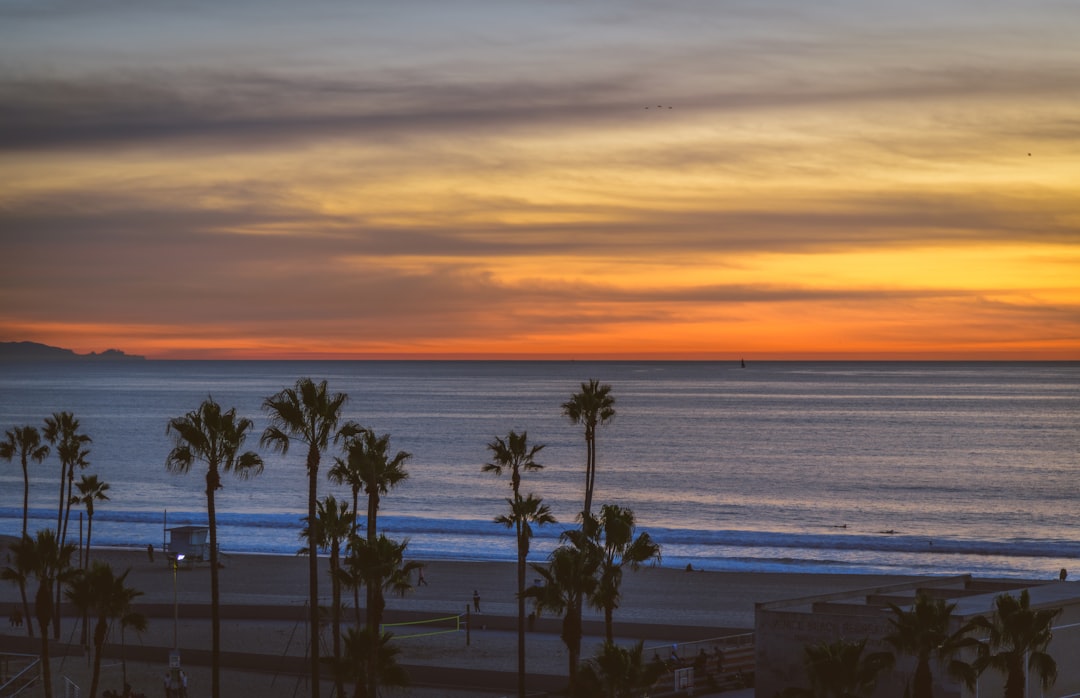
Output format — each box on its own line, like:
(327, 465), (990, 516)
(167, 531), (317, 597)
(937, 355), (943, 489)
(0, 653), (41, 697)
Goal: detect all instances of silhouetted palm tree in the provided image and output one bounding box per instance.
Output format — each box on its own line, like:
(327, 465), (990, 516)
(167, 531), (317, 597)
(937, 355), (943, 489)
(25, 528), (77, 698)
(43, 411), (91, 547)
(527, 541), (601, 693)
(971, 589), (1061, 698)
(0, 425), (49, 538)
(70, 474), (110, 569)
(883, 592), (981, 698)
(166, 397), (264, 698)
(261, 378), (351, 698)
(327, 424), (370, 622)
(43, 411), (91, 639)
(561, 379), (615, 518)
(781, 638), (893, 698)
(576, 504), (661, 644)
(485, 430), (555, 698)
(65, 562), (144, 698)
(1, 535), (36, 638)
(332, 627), (409, 698)
(345, 533), (420, 698)
(343, 428), (410, 640)
(302, 495), (355, 698)
(575, 640), (665, 698)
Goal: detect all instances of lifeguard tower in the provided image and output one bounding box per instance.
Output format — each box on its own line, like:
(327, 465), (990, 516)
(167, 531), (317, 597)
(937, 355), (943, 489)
(165, 525), (209, 562)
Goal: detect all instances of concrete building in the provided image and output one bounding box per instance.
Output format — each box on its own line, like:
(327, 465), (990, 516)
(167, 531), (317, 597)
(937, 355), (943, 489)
(755, 575), (1080, 697)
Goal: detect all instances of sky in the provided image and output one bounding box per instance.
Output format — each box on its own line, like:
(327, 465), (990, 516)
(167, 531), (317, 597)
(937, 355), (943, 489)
(2, 0), (1078, 360)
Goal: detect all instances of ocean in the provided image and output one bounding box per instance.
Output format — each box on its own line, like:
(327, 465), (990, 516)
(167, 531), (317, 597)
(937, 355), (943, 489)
(1, 360), (1077, 580)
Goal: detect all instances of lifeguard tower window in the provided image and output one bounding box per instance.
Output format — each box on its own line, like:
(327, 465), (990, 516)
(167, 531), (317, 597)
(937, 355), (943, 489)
(166, 525), (209, 561)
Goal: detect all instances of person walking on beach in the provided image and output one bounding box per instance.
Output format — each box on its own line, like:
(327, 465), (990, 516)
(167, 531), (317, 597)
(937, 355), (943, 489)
(417, 567), (428, 586)
(473, 590), (481, 613)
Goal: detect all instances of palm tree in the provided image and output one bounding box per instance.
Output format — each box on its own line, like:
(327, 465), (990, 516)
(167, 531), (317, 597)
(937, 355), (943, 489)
(782, 638), (893, 698)
(302, 495), (355, 698)
(327, 424), (369, 621)
(883, 592), (981, 698)
(484, 430), (545, 499)
(327, 425), (369, 539)
(484, 430), (555, 698)
(65, 562), (144, 698)
(561, 379), (615, 518)
(971, 589), (1061, 698)
(342, 428), (411, 638)
(166, 397), (264, 698)
(498, 494), (556, 696)
(578, 504), (661, 644)
(332, 627), (410, 698)
(43, 411), (91, 547)
(43, 411), (91, 639)
(261, 378), (351, 698)
(344, 533), (420, 698)
(1, 426), (50, 539)
(527, 541), (601, 693)
(1, 536), (36, 638)
(70, 474), (110, 569)
(25, 528), (77, 698)
(575, 640), (666, 698)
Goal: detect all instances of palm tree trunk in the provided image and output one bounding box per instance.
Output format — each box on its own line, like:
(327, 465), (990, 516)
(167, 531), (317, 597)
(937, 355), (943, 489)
(21, 459), (29, 539)
(85, 514), (94, 569)
(36, 583), (53, 698)
(307, 445), (322, 698)
(365, 491), (379, 698)
(207, 473), (222, 698)
(516, 532), (527, 698)
(605, 607), (614, 645)
(53, 464), (67, 639)
(331, 545), (344, 698)
(91, 618), (107, 698)
(351, 485), (361, 626)
(16, 579), (33, 638)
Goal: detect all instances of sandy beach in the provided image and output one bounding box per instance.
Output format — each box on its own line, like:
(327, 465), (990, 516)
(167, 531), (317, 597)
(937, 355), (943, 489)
(0, 541), (923, 696)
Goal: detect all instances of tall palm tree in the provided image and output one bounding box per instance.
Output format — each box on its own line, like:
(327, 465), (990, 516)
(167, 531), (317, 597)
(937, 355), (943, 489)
(43, 411), (91, 639)
(43, 411), (91, 547)
(261, 378), (351, 698)
(70, 474), (110, 569)
(345, 533), (420, 698)
(577, 504), (661, 644)
(327, 423), (369, 540)
(327, 424), (369, 621)
(782, 638), (894, 698)
(527, 542), (601, 693)
(65, 562), (144, 698)
(883, 593), (981, 698)
(561, 379), (615, 519)
(166, 397), (264, 698)
(498, 494), (556, 696)
(302, 495), (355, 698)
(0, 425), (49, 539)
(1, 536), (36, 638)
(343, 428), (411, 637)
(25, 528), (77, 698)
(971, 589), (1061, 698)
(484, 430), (555, 698)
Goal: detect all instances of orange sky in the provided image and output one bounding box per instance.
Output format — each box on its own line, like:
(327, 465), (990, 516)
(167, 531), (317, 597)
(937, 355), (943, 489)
(2, 1), (1078, 360)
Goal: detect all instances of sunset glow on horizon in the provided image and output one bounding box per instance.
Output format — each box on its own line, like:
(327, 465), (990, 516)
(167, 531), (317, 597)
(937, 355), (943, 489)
(2, 1), (1078, 360)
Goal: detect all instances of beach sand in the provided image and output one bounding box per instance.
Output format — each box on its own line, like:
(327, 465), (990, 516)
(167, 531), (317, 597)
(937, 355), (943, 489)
(0, 542), (922, 696)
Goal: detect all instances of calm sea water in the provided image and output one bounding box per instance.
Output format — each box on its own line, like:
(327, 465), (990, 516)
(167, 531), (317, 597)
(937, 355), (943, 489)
(1, 361), (1077, 580)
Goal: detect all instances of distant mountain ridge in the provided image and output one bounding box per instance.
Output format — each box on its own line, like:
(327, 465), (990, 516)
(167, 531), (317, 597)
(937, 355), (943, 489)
(0, 341), (145, 362)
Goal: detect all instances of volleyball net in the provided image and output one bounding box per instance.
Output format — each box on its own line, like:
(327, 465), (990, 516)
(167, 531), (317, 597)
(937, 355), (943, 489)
(380, 613), (466, 640)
